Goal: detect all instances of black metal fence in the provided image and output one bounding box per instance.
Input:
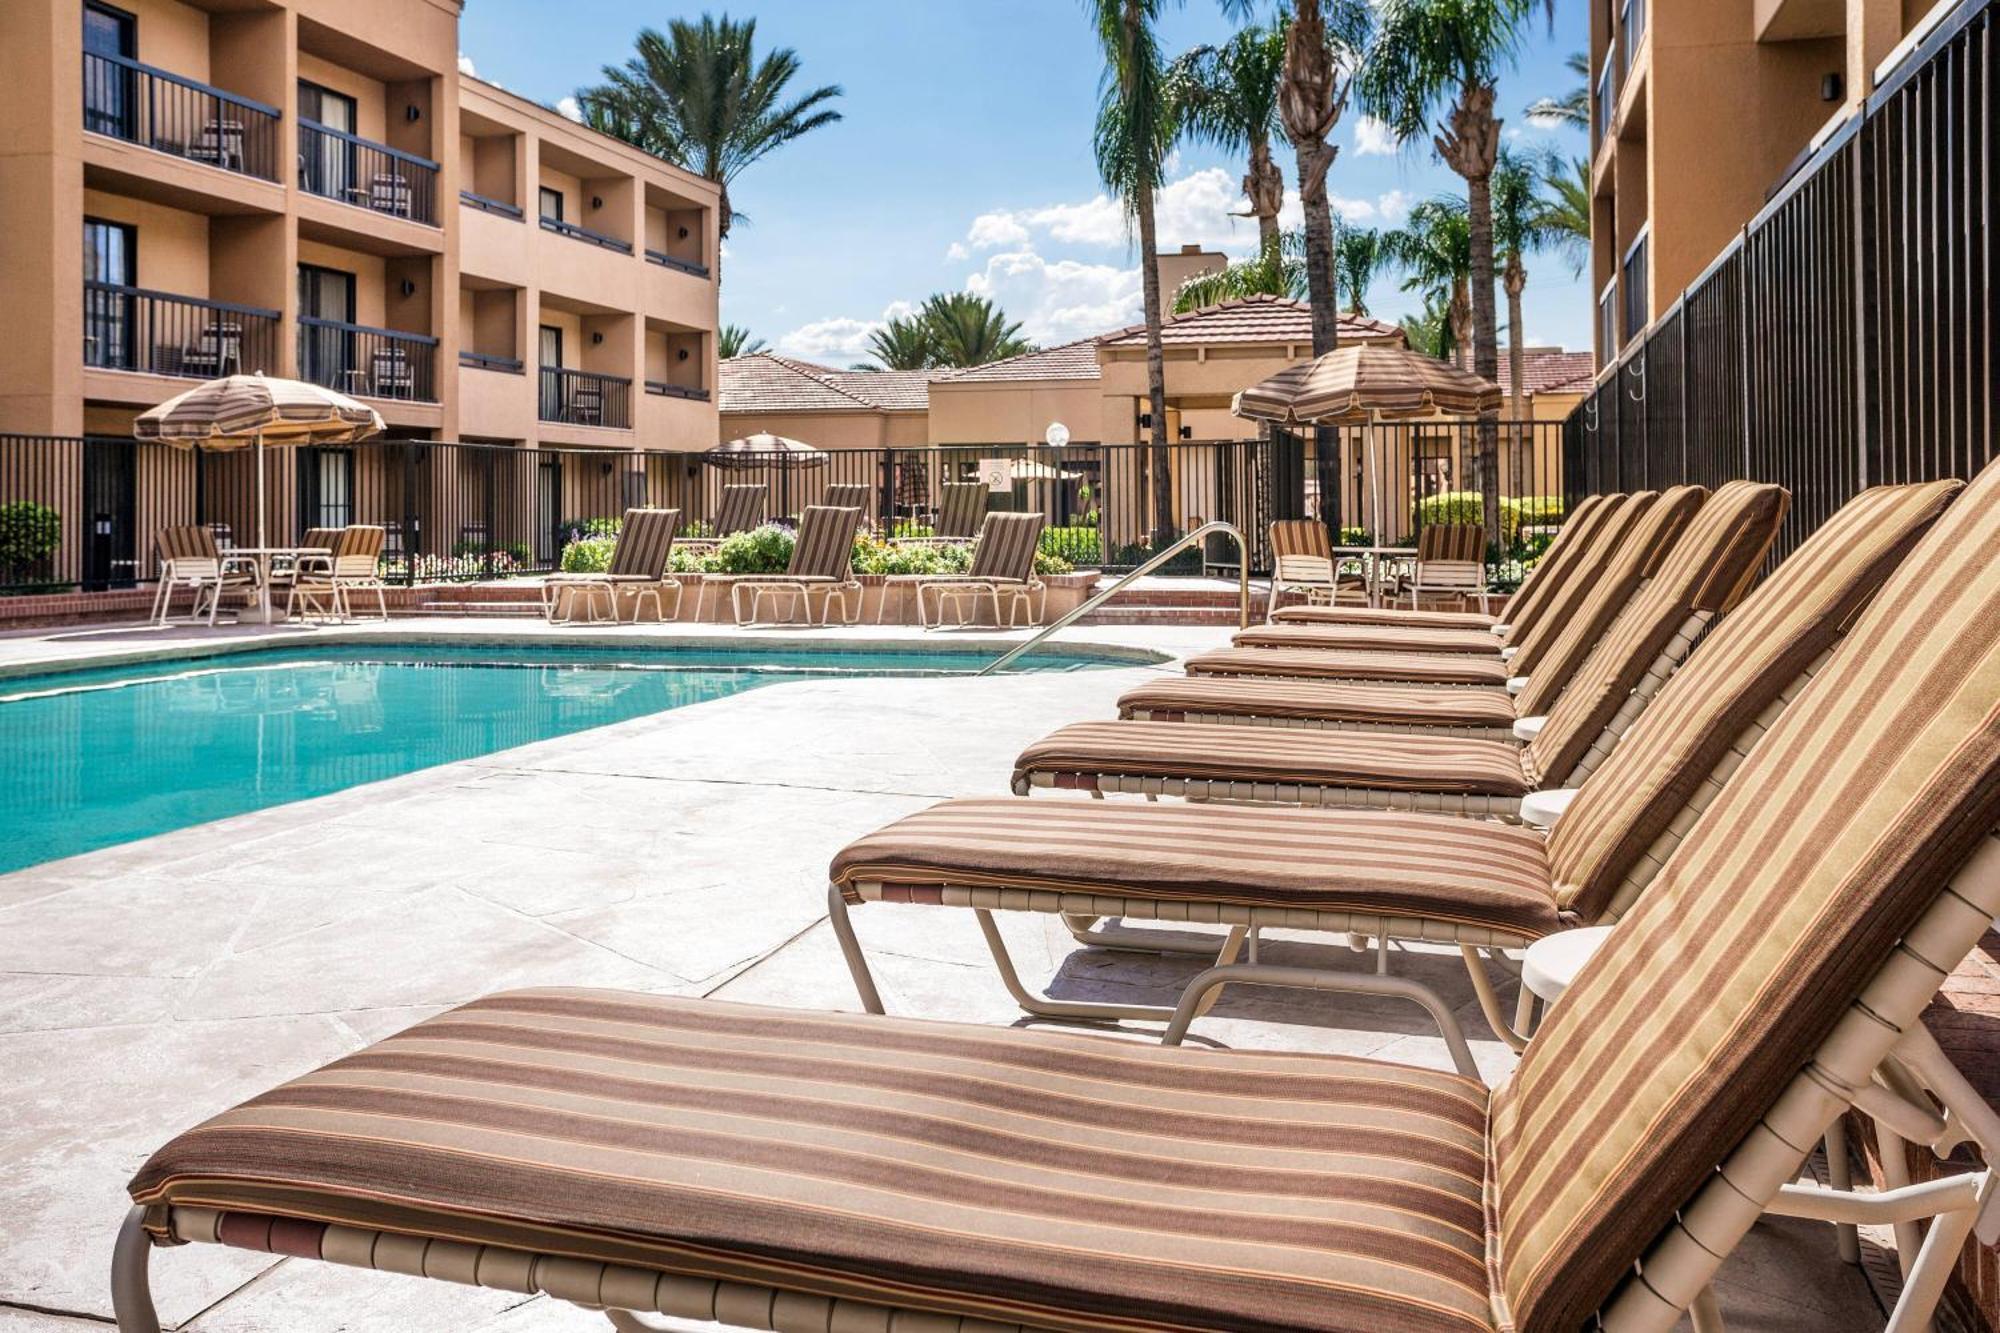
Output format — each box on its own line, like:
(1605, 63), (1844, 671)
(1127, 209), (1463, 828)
(0, 423), (1570, 595)
(82, 50), (281, 182)
(1565, 0), (1996, 561)
(539, 368), (634, 429)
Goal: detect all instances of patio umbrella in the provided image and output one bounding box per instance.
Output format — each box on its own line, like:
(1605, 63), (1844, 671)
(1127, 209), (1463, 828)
(1007, 457), (1084, 482)
(1232, 345), (1501, 541)
(132, 372), (383, 551)
(703, 433), (829, 470)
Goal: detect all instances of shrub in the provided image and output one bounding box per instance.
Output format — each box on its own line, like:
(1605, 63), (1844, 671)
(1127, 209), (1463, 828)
(714, 523), (795, 574)
(0, 501), (60, 585)
(559, 535), (618, 574)
(1041, 526), (1101, 568)
(1410, 492), (1568, 545)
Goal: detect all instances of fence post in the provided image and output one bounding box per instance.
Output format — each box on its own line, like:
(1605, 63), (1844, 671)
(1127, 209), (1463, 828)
(879, 448), (895, 534)
(482, 448), (496, 580)
(401, 442), (417, 587)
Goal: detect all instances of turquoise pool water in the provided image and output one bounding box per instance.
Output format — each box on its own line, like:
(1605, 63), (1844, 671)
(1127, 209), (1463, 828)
(0, 644), (1118, 874)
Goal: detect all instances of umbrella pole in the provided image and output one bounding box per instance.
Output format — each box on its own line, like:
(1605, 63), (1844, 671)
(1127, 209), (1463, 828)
(255, 429), (267, 551)
(1369, 410), (1383, 546)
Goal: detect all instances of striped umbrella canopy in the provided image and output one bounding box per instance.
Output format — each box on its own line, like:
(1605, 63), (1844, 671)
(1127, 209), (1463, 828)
(704, 433), (830, 470)
(132, 373), (384, 445)
(132, 373), (383, 551)
(1230, 345), (1501, 425)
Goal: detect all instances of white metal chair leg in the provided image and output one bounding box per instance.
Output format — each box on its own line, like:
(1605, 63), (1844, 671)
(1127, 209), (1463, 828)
(973, 908), (1246, 1023)
(1688, 1285), (1725, 1332)
(1823, 1117), (1863, 1264)
(111, 1206), (161, 1333)
(827, 885), (885, 1015)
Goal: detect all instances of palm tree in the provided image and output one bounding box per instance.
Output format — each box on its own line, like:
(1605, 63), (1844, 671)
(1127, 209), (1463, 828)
(718, 324), (766, 358)
(1092, 0), (1181, 544)
(863, 316), (935, 371)
(1491, 147), (1554, 419)
(1172, 232), (1307, 312)
(920, 292), (1033, 366)
(1382, 197), (1472, 366)
(1173, 23), (1288, 248)
(1334, 226), (1385, 315)
(1536, 150), (1591, 276)
(1398, 293), (1455, 359)
(1525, 52), (1589, 129)
(576, 15), (843, 273)
(1357, 0), (1553, 544)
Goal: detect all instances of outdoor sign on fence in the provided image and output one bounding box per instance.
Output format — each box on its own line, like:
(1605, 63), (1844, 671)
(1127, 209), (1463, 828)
(977, 458), (1012, 493)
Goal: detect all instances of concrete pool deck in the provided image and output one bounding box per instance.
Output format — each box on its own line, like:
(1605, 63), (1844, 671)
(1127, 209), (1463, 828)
(0, 619), (1889, 1330)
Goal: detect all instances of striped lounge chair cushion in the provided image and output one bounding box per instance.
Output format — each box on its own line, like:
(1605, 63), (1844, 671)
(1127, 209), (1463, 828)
(1271, 604), (1501, 630)
(1184, 646), (1514, 686)
(156, 525), (220, 562)
(1268, 517), (1333, 561)
(1014, 720), (1532, 796)
(1232, 621), (1511, 655)
(1118, 677), (1521, 729)
(1416, 524), (1485, 564)
(1547, 477), (1962, 920)
(788, 505), (862, 580)
(1514, 481), (1788, 784)
(1490, 459), (2000, 1330)
(822, 484), (870, 512)
(130, 988), (1500, 1333)
(713, 484), (765, 536)
(833, 798), (1563, 937)
(967, 511), (1046, 581)
(934, 483), (989, 539)
(604, 508), (680, 579)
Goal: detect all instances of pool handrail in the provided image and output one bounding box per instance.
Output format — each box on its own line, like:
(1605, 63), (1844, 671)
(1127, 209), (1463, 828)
(978, 520), (1250, 676)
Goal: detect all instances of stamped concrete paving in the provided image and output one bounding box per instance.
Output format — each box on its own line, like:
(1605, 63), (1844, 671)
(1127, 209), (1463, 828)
(0, 621), (1884, 1329)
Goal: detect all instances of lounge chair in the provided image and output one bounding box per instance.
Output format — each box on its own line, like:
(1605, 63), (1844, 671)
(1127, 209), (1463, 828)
(1206, 486), (1695, 689)
(832, 476), (1953, 1035)
(1265, 517), (1365, 612)
(722, 504), (865, 627)
(285, 526), (387, 622)
(1016, 483), (1786, 815)
(1397, 522), (1489, 612)
(265, 527), (341, 600)
(110, 464), (2000, 1332)
(539, 508), (681, 625)
(713, 483), (765, 537)
(822, 483), (871, 516)
(910, 511), (1048, 628)
(148, 525), (259, 626)
(932, 480), (989, 540)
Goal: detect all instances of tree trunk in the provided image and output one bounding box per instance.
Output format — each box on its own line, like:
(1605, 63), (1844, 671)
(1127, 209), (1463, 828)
(1506, 255), (1528, 508)
(1137, 174), (1174, 546)
(714, 179), (732, 285)
(1435, 79), (1503, 553)
(1246, 137), (1283, 251)
(1279, 0), (1347, 538)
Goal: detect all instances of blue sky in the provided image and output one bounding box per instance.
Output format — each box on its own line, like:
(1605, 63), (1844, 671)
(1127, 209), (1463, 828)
(460, 0), (1592, 363)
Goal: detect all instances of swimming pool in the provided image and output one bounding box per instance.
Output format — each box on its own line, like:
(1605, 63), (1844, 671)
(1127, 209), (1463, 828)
(0, 643), (1126, 874)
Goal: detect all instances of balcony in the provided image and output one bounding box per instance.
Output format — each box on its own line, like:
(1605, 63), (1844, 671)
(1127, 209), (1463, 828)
(539, 367), (631, 428)
(1621, 231), (1650, 347)
(1599, 278), (1619, 357)
(1595, 58), (1616, 152)
(645, 248), (710, 279)
(82, 51), (280, 183)
(460, 349), (524, 374)
(1620, 0), (1646, 79)
(298, 318), (439, 402)
(460, 190), (523, 221)
(298, 122), (439, 227)
(83, 282), (280, 379)
(540, 215), (633, 255)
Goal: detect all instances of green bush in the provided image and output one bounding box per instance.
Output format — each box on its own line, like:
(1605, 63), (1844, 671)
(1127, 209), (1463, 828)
(0, 501), (60, 585)
(714, 523), (796, 574)
(558, 535), (617, 573)
(1411, 492), (1569, 545)
(1042, 526), (1101, 568)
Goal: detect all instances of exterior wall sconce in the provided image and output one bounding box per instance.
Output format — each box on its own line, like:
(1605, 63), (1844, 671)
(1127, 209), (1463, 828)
(591, 195), (604, 210)
(405, 105), (422, 122)
(1179, 424), (1193, 440)
(677, 225), (690, 239)
(1821, 73), (1844, 101)
(399, 279), (417, 297)
(676, 348), (689, 361)
(1138, 412), (1153, 429)
(591, 331), (605, 345)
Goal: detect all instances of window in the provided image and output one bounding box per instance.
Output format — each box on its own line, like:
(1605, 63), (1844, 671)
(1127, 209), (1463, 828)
(298, 264), (357, 387)
(538, 324), (565, 419)
(1598, 277), (1619, 359)
(82, 3), (137, 139)
(539, 187), (565, 223)
(302, 448), (354, 527)
(298, 81), (358, 199)
(83, 218), (136, 370)
(1621, 229), (1650, 344)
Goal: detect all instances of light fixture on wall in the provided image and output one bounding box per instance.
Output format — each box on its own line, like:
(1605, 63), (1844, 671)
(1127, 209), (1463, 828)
(676, 348), (689, 361)
(1821, 73), (1844, 101)
(399, 279), (417, 297)
(405, 104), (422, 122)
(591, 195), (604, 210)
(1138, 412), (1153, 430)
(591, 331), (605, 345)
(1179, 424), (1193, 440)
(677, 225), (689, 239)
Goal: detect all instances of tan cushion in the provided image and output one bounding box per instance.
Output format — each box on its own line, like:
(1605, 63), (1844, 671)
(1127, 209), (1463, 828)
(1185, 647), (1514, 686)
(1232, 622), (1506, 655)
(1491, 460), (2000, 1330)
(833, 797), (1562, 938)
(131, 988), (1499, 1333)
(1273, 604), (1499, 630)
(1014, 720), (1532, 796)
(1118, 676), (1520, 730)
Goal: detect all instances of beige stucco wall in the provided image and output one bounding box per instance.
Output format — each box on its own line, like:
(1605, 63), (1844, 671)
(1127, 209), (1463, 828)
(927, 381), (1104, 445)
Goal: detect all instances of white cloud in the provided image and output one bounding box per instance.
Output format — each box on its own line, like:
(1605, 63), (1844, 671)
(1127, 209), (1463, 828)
(966, 211), (1033, 250)
(457, 53), (477, 78)
(555, 95), (583, 123)
(944, 241), (969, 261)
(774, 301), (915, 364)
(1353, 116), (1400, 156)
(1375, 189), (1414, 224)
(951, 167), (1275, 260)
(965, 248), (1141, 346)
(1330, 194), (1376, 223)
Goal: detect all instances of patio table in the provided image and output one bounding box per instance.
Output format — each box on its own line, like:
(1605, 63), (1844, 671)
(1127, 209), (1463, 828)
(225, 545), (331, 624)
(1329, 545), (1414, 608)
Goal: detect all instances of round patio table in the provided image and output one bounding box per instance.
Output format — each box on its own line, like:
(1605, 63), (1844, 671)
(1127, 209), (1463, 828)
(1329, 545), (1414, 608)
(224, 546), (332, 624)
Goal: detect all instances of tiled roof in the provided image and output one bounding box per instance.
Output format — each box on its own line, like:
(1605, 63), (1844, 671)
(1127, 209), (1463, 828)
(1098, 295), (1405, 349)
(934, 338), (1105, 385)
(718, 354), (876, 414)
(823, 368), (934, 411)
(1503, 348), (1598, 397)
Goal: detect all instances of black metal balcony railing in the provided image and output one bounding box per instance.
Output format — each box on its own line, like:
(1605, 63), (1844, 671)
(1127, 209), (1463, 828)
(298, 317), (439, 402)
(459, 189), (523, 220)
(644, 248), (710, 278)
(539, 367), (631, 428)
(82, 51), (281, 182)
(644, 380), (710, 401)
(539, 215), (634, 254)
(83, 282), (281, 380)
(298, 121), (439, 226)
(459, 349), (524, 374)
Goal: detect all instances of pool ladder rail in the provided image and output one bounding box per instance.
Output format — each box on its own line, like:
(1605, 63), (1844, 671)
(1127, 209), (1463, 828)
(979, 521), (1251, 676)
